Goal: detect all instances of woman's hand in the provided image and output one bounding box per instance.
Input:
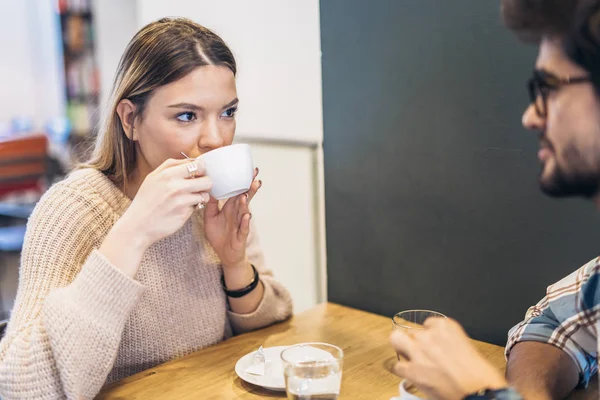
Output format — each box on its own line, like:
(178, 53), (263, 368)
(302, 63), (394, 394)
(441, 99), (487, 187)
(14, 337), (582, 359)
(203, 168), (261, 268)
(389, 317), (508, 400)
(125, 158), (212, 245)
(100, 158), (211, 277)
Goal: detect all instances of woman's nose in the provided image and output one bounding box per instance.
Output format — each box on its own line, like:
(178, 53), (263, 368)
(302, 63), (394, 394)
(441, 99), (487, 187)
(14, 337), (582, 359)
(198, 120), (225, 151)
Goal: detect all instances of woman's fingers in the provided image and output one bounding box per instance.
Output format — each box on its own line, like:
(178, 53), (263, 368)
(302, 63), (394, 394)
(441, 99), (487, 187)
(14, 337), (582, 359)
(177, 176), (213, 194)
(235, 194), (249, 226)
(233, 177), (262, 227)
(246, 168), (261, 202)
(202, 167), (262, 234)
(204, 195), (220, 218)
(181, 193), (209, 207)
(247, 179), (262, 203)
(163, 158), (207, 180)
(236, 212), (252, 243)
(154, 157), (188, 173)
(198, 192), (211, 206)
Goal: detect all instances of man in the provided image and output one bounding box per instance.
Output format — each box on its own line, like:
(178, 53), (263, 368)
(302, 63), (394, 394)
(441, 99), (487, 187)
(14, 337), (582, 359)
(390, 1), (600, 399)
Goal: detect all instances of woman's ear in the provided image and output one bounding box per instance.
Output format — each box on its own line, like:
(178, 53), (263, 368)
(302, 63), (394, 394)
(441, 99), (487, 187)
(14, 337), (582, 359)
(116, 99), (139, 140)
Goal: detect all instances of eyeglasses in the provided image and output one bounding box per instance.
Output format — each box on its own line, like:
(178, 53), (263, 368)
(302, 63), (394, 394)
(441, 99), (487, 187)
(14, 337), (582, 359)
(527, 69), (591, 118)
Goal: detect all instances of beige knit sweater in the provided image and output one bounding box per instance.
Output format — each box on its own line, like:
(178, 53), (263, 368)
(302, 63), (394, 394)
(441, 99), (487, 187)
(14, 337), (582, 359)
(0, 168), (293, 399)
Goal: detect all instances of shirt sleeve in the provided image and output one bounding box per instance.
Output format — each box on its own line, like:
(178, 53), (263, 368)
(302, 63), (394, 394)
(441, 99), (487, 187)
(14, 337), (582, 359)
(505, 258), (600, 387)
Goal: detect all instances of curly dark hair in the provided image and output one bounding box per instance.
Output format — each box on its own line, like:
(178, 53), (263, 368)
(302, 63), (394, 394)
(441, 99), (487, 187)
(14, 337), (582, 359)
(502, 0), (600, 92)
(564, 2), (600, 91)
(501, 0), (580, 42)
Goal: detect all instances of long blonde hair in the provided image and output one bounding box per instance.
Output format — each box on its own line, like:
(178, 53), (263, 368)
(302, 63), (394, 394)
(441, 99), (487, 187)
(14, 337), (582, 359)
(80, 17), (236, 187)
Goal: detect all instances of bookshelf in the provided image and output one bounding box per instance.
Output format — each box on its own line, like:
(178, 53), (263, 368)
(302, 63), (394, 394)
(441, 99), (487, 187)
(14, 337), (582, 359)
(57, 0), (100, 143)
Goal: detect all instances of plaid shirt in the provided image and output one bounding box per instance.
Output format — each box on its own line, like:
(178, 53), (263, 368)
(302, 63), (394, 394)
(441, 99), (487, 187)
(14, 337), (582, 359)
(505, 257), (600, 387)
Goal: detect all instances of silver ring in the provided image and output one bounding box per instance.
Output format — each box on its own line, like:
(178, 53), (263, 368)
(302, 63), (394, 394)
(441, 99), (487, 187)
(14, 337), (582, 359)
(186, 162), (199, 179)
(197, 200), (206, 210)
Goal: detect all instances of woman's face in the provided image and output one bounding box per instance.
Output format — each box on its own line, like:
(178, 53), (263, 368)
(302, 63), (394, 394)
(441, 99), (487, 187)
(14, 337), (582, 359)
(133, 65), (238, 170)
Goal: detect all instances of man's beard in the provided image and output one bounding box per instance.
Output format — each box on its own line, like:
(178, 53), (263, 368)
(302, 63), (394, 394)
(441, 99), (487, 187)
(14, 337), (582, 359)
(540, 143), (600, 198)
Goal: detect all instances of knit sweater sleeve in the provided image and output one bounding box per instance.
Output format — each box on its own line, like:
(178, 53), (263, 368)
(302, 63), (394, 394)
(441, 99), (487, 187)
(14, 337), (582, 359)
(227, 220), (293, 333)
(0, 182), (146, 400)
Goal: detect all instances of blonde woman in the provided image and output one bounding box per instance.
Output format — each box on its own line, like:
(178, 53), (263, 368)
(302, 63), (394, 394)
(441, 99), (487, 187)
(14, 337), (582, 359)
(0, 18), (292, 399)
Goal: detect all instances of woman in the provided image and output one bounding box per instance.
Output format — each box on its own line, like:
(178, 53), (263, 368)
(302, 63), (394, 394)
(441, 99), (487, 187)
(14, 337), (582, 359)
(0, 17), (292, 399)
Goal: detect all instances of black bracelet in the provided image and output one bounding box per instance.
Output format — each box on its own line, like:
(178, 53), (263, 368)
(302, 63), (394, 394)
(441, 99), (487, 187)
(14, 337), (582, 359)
(464, 387), (523, 400)
(221, 264), (260, 298)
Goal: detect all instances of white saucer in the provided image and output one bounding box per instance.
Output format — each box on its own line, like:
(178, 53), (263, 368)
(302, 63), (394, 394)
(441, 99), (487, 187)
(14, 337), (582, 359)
(235, 346), (289, 391)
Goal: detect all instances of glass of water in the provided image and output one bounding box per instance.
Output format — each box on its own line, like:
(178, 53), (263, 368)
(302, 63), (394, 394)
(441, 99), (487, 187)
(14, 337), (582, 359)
(391, 310), (446, 397)
(392, 310), (447, 360)
(280, 342), (344, 400)
(392, 310), (447, 334)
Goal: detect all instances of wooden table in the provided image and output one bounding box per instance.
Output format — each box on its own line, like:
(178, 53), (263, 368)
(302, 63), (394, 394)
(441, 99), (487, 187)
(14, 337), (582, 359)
(98, 303), (596, 399)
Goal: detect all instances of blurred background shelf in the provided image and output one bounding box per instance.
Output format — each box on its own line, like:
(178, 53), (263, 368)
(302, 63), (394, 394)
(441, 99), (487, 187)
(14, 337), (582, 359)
(59, 0), (100, 151)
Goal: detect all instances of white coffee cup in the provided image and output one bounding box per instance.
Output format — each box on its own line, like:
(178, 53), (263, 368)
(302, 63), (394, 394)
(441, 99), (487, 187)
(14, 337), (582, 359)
(199, 144), (254, 200)
(389, 380), (428, 400)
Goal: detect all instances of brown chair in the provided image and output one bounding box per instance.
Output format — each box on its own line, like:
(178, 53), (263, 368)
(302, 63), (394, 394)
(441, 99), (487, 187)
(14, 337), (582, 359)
(0, 134), (48, 198)
(0, 134), (48, 322)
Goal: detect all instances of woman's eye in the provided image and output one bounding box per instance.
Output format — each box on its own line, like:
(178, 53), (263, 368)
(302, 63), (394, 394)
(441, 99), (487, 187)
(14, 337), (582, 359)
(221, 107), (238, 118)
(176, 112), (196, 122)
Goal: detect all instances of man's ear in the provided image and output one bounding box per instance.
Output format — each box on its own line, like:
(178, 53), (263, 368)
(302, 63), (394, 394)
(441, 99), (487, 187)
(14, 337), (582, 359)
(116, 99), (139, 140)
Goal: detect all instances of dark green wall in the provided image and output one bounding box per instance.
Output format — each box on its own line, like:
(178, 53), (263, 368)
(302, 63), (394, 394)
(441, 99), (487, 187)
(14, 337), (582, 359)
(321, 0), (600, 345)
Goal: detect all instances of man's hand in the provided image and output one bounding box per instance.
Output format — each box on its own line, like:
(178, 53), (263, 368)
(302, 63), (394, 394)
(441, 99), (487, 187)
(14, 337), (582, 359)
(389, 317), (508, 400)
